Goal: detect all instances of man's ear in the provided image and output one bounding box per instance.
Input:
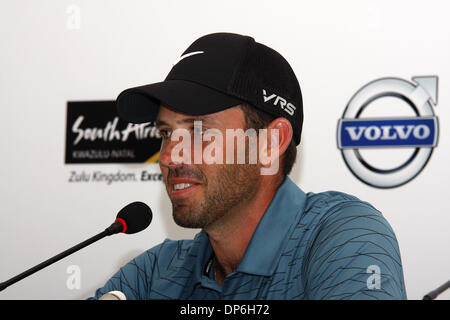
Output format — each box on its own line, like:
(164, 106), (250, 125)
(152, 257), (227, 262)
(268, 117), (293, 158)
(258, 118), (293, 176)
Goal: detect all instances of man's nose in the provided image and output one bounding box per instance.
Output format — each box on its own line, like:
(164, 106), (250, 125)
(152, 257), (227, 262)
(159, 136), (190, 169)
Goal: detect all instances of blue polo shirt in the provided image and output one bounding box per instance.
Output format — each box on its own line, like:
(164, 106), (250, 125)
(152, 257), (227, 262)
(89, 177), (406, 300)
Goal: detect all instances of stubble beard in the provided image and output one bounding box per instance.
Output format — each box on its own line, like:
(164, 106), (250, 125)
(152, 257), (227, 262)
(168, 163), (260, 229)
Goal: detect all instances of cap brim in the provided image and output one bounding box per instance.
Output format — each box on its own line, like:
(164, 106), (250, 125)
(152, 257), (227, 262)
(116, 79), (244, 124)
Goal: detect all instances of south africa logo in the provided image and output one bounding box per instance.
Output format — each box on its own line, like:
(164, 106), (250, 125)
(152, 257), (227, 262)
(337, 76), (439, 188)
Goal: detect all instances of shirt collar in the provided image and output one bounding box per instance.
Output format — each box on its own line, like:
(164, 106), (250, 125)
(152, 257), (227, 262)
(190, 177), (307, 281)
(235, 177), (307, 276)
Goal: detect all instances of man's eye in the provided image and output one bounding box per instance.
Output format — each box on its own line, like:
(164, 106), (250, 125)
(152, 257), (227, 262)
(159, 129), (171, 139)
(193, 126), (206, 135)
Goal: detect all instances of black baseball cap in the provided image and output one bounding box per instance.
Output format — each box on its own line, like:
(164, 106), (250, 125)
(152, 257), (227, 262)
(117, 32), (303, 145)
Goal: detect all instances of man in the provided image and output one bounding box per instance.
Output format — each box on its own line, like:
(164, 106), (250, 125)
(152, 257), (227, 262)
(90, 33), (406, 299)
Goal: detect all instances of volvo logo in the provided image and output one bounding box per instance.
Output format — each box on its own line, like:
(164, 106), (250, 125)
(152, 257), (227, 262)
(337, 76), (439, 188)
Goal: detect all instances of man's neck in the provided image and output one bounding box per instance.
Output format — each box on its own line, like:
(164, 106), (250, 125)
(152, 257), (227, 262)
(204, 176), (283, 284)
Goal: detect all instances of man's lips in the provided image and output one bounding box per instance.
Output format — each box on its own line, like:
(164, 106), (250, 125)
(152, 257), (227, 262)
(168, 177), (202, 198)
(169, 177), (201, 185)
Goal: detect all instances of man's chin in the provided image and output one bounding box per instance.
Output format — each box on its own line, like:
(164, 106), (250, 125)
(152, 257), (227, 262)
(173, 216), (204, 229)
(172, 205), (204, 229)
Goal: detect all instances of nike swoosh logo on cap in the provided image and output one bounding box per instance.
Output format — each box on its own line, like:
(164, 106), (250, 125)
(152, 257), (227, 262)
(172, 51), (204, 66)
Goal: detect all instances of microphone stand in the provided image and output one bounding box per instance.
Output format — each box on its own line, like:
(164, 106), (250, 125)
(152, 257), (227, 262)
(423, 280), (450, 300)
(0, 221), (122, 292)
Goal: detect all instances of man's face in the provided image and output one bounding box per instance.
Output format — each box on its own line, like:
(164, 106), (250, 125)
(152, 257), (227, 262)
(156, 105), (260, 229)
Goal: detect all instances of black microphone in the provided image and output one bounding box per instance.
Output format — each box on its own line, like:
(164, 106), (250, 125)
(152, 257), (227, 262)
(0, 201), (152, 292)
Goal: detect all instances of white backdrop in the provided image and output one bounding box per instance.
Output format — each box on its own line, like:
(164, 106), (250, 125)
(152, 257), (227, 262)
(0, 0), (449, 300)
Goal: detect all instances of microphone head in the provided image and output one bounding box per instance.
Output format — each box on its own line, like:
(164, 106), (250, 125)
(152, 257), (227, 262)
(116, 202), (152, 234)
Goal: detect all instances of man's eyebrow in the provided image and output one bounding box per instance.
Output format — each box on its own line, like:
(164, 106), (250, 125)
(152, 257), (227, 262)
(155, 119), (169, 128)
(156, 116), (216, 127)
